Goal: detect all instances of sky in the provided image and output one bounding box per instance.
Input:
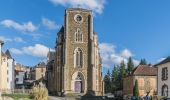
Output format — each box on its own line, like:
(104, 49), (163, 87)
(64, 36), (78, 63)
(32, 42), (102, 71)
(0, 0), (170, 73)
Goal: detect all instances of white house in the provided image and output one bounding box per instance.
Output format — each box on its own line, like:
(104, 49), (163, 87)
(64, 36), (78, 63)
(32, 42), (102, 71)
(155, 56), (170, 97)
(5, 50), (15, 90)
(0, 41), (15, 92)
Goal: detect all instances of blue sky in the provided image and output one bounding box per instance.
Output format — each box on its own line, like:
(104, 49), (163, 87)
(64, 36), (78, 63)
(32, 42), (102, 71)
(0, 0), (170, 72)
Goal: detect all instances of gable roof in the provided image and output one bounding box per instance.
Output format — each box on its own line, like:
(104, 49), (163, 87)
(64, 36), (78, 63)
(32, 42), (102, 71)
(155, 56), (170, 66)
(131, 65), (157, 76)
(5, 49), (12, 59)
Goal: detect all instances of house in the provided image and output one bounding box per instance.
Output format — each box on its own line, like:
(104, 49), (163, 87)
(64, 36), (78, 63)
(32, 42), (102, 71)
(123, 65), (157, 97)
(155, 56), (170, 97)
(15, 70), (25, 89)
(0, 41), (15, 92)
(5, 50), (15, 90)
(31, 62), (46, 81)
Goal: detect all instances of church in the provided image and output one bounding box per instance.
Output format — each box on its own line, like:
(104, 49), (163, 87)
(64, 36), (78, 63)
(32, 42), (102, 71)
(46, 8), (104, 96)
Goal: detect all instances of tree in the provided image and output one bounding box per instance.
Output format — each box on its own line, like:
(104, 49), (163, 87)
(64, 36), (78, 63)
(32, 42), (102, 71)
(133, 80), (139, 96)
(127, 57), (134, 74)
(139, 59), (147, 65)
(120, 60), (126, 78)
(119, 60), (126, 90)
(111, 65), (119, 92)
(104, 70), (112, 93)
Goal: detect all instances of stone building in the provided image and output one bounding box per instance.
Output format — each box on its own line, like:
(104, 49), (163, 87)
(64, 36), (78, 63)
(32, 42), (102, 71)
(48, 8), (104, 96)
(123, 65), (157, 97)
(155, 56), (170, 97)
(31, 62), (46, 80)
(0, 41), (15, 91)
(46, 50), (55, 93)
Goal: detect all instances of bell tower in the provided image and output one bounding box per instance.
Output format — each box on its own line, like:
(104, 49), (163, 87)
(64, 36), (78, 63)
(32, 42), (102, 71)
(53, 8), (104, 96)
(63, 8), (94, 94)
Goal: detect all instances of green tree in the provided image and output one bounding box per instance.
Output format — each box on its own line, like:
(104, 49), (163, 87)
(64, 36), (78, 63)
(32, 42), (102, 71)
(104, 70), (112, 93)
(127, 57), (134, 74)
(119, 60), (126, 90)
(133, 80), (139, 96)
(139, 59), (147, 65)
(111, 65), (119, 92)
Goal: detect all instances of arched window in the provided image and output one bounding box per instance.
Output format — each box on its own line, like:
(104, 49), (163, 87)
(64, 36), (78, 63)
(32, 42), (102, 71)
(162, 84), (168, 96)
(74, 48), (83, 67)
(75, 28), (83, 42)
(75, 75), (82, 80)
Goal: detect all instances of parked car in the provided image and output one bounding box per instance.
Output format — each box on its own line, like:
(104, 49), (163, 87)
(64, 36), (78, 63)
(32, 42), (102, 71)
(131, 96), (140, 100)
(161, 98), (170, 100)
(105, 93), (115, 98)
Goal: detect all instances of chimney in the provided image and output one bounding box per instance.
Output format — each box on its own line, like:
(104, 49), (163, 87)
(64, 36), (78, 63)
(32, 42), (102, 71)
(0, 40), (4, 66)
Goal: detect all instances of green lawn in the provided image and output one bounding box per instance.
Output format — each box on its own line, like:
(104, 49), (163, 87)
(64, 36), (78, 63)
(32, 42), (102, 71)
(2, 93), (32, 100)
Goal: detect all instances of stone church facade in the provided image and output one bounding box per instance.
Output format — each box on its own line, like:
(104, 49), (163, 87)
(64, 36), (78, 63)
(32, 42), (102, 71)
(50, 8), (104, 96)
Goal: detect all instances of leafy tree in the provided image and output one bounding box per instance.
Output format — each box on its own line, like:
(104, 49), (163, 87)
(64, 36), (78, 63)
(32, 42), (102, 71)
(104, 70), (112, 93)
(139, 59), (147, 65)
(133, 80), (139, 96)
(127, 57), (134, 73)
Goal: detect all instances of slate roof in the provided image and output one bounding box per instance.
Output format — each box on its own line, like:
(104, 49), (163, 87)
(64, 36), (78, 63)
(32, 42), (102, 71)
(155, 56), (170, 66)
(5, 49), (12, 59)
(57, 26), (64, 35)
(131, 65), (157, 76)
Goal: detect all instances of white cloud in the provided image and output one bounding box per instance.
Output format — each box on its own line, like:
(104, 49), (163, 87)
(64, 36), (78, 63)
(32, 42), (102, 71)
(49, 0), (106, 14)
(120, 49), (133, 58)
(0, 36), (25, 43)
(10, 44), (54, 58)
(14, 37), (25, 43)
(0, 19), (37, 32)
(133, 59), (140, 66)
(99, 43), (139, 68)
(42, 18), (60, 30)
(157, 57), (166, 62)
(0, 36), (12, 42)
(10, 48), (23, 55)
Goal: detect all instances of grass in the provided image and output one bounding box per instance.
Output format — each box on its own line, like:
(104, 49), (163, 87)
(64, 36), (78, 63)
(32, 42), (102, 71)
(2, 93), (32, 100)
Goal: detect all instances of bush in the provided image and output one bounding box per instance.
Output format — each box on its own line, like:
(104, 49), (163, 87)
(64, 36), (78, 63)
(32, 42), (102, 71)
(30, 84), (48, 100)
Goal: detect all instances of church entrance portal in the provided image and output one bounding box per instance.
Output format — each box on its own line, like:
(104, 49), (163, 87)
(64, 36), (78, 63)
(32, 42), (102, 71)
(75, 81), (82, 93)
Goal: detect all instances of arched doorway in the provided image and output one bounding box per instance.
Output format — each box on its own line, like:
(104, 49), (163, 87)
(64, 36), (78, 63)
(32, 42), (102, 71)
(71, 72), (85, 93)
(162, 84), (168, 97)
(75, 75), (82, 93)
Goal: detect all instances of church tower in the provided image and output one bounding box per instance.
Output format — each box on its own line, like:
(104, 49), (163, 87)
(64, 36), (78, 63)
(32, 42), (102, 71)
(53, 8), (104, 96)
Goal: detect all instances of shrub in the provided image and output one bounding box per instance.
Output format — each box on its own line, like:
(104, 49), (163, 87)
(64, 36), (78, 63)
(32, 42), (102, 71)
(30, 83), (48, 100)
